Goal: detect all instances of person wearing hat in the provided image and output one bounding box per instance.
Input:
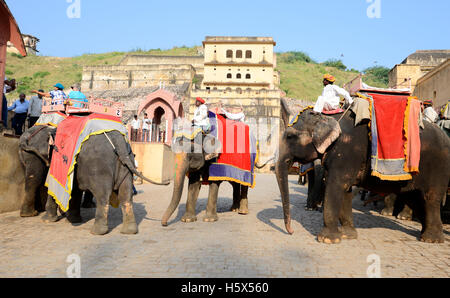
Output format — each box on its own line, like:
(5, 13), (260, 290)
(68, 83), (88, 108)
(32, 83), (68, 105)
(192, 97), (210, 132)
(423, 100), (438, 123)
(313, 74), (353, 114)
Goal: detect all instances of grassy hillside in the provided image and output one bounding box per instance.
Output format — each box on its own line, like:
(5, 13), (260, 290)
(4, 47), (389, 103)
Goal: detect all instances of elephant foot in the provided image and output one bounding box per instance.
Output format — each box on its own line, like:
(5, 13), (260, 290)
(66, 214), (82, 224)
(20, 209), (39, 217)
(397, 210), (413, 221)
(317, 227), (342, 244)
(381, 208), (394, 216)
(420, 229), (444, 244)
(181, 214), (197, 223)
(230, 204), (240, 213)
(81, 201), (96, 209)
(91, 223), (109, 236)
(121, 222), (138, 235)
(203, 214), (218, 222)
(41, 212), (58, 223)
(340, 226), (358, 240)
(238, 199), (249, 215)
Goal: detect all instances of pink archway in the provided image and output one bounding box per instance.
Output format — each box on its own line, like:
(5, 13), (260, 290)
(137, 89), (184, 144)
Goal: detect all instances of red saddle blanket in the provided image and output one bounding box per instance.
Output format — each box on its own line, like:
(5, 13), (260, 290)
(45, 113), (128, 211)
(369, 93), (421, 181)
(207, 112), (258, 188)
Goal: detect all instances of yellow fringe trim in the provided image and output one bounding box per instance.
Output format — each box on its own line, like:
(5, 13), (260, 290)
(288, 106), (314, 127)
(371, 171), (413, 181)
(403, 97), (420, 174)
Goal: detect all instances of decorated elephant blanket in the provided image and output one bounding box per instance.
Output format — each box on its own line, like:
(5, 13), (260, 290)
(35, 112), (67, 127)
(368, 93), (421, 181)
(45, 113), (128, 212)
(207, 112), (258, 188)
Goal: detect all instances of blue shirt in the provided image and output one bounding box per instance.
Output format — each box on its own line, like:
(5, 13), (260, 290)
(8, 99), (30, 114)
(68, 91), (88, 108)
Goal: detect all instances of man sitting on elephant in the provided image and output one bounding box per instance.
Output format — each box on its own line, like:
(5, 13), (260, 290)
(313, 74), (353, 114)
(192, 97), (210, 132)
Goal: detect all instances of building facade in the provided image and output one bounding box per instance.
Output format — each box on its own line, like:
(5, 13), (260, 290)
(7, 34), (39, 55)
(413, 59), (450, 108)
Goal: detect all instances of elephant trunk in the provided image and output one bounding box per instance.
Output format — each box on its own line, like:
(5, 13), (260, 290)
(275, 150), (294, 235)
(161, 153), (188, 226)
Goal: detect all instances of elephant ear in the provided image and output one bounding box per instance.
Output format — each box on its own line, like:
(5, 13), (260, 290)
(312, 116), (342, 154)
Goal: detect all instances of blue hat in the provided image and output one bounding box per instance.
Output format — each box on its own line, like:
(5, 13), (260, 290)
(54, 83), (64, 90)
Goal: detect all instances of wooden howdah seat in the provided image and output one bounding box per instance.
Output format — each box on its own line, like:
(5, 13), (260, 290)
(41, 97), (124, 118)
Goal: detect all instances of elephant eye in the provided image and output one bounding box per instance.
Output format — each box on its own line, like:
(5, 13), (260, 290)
(286, 133), (297, 140)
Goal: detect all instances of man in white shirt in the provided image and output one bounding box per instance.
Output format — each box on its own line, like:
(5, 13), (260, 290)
(130, 115), (141, 142)
(193, 97), (210, 131)
(142, 113), (151, 142)
(313, 74), (353, 114)
(423, 100), (439, 123)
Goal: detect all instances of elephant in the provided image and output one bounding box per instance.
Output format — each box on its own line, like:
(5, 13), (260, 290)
(161, 135), (252, 227)
(18, 125), (95, 217)
(19, 125), (167, 235)
(275, 109), (450, 244)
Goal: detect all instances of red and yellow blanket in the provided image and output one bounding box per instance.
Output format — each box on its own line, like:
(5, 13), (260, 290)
(208, 112), (258, 188)
(369, 93), (421, 181)
(45, 113), (129, 212)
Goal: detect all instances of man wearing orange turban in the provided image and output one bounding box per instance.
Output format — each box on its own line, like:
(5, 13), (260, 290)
(313, 74), (353, 113)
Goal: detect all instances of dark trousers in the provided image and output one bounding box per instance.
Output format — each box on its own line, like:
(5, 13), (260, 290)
(28, 116), (39, 128)
(12, 113), (27, 135)
(1, 94), (7, 127)
(131, 129), (138, 142)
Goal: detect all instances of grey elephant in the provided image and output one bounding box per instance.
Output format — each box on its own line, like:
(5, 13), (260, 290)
(276, 109), (450, 244)
(19, 125), (167, 235)
(161, 134), (253, 226)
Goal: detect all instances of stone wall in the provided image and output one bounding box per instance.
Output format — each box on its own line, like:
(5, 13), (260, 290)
(414, 59), (450, 108)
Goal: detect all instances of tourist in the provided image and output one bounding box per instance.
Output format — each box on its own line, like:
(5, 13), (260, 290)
(2, 77), (15, 127)
(423, 100), (439, 123)
(313, 74), (353, 114)
(31, 83), (68, 105)
(220, 103), (246, 122)
(27, 89), (44, 128)
(67, 83), (88, 108)
(131, 114), (141, 142)
(8, 93), (29, 135)
(192, 97), (210, 132)
(142, 113), (151, 142)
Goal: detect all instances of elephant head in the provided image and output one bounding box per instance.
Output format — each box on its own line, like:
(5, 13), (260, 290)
(275, 110), (341, 234)
(19, 126), (56, 167)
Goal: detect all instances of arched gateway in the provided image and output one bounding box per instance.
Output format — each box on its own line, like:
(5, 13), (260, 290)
(136, 89), (184, 145)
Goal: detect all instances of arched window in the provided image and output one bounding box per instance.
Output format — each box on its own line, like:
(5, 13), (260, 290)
(226, 50), (233, 58)
(227, 73), (232, 79)
(236, 50), (243, 58)
(246, 50), (252, 58)
(236, 73), (242, 79)
(246, 74), (251, 79)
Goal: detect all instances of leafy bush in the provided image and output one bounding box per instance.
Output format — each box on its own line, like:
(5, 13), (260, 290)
(322, 59), (347, 71)
(5, 69), (13, 76)
(280, 51), (316, 64)
(33, 71), (50, 79)
(363, 66), (390, 85)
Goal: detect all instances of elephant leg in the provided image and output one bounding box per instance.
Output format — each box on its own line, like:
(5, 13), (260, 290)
(182, 173), (201, 223)
(81, 191), (96, 209)
(230, 182), (241, 212)
(20, 167), (45, 217)
(119, 177), (138, 235)
(305, 170), (315, 211)
(339, 187), (357, 240)
(317, 174), (347, 244)
(238, 185), (249, 215)
(41, 195), (58, 223)
(397, 204), (413, 221)
(306, 162), (324, 211)
(66, 186), (82, 224)
(90, 188), (111, 235)
(381, 194), (396, 216)
(204, 181), (221, 222)
(420, 190), (445, 243)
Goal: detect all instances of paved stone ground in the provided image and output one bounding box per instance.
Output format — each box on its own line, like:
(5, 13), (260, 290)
(0, 174), (449, 278)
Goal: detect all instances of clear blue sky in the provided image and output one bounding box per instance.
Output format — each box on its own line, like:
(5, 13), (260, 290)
(7, 0), (450, 71)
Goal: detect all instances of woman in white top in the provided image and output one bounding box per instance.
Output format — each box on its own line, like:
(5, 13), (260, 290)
(313, 74), (353, 114)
